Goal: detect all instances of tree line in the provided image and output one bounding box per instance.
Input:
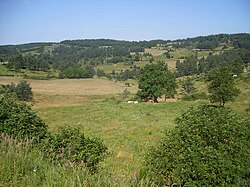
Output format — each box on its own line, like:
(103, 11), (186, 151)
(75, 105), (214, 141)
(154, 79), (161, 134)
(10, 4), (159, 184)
(176, 49), (249, 77)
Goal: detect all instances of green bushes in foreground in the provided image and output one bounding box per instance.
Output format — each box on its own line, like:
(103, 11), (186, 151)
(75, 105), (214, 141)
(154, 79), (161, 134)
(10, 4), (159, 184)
(41, 127), (108, 170)
(1, 80), (33, 101)
(0, 96), (108, 172)
(1, 95), (250, 186)
(0, 96), (48, 141)
(144, 105), (250, 186)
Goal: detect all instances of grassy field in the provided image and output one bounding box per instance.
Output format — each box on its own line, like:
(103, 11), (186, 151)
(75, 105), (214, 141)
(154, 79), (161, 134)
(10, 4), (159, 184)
(1, 74), (249, 185)
(37, 100), (197, 180)
(0, 65), (58, 79)
(0, 76), (198, 182)
(0, 76), (138, 108)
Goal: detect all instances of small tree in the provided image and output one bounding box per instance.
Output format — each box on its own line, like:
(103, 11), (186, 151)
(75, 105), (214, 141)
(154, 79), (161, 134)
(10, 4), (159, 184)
(2, 81), (33, 101)
(137, 63), (176, 102)
(123, 88), (130, 98)
(145, 105), (250, 186)
(208, 67), (240, 107)
(181, 77), (196, 95)
(15, 80), (33, 101)
(96, 68), (106, 78)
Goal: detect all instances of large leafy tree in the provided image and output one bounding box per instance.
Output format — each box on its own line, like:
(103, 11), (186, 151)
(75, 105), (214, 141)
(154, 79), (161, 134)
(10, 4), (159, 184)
(137, 63), (176, 102)
(145, 105), (250, 186)
(208, 67), (240, 107)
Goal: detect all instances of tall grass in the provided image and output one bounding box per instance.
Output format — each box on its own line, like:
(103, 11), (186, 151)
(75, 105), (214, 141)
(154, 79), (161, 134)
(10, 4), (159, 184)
(0, 134), (154, 186)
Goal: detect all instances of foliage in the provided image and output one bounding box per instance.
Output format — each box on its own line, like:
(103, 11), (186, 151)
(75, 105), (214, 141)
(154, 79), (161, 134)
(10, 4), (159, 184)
(1, 80), (33, 101)
(208, 67), (240, 107)
(15, 80), (33, 101)
(176, 56), (198, 77)
(145, 105), (250, 186)
(137, 63), (176, 102)
(181, 77), (197, 95)
(96, 68), (106, 78)
(199, 49), (246, 75)
(181, 91), (208, 101)
(0, 97), (48, 141)
(113, 66), (140, 81)
(1, 34), (250, 80)
(59, 66), (95, 79)
(123, 88), (130, 98)
(41, 127), (108, 170)
(0, 135), (153, 187)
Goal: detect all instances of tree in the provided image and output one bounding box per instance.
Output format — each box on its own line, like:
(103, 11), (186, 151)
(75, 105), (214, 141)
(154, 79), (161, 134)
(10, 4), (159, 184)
(164, 70), (177, 99)
(145, 105), (250, 186)
(208, 67), (240, 107)
(122, 88), (130, 98)
(137, 63), (176, 102)
(176, 56), (198, 77)
(1, 81), (33, 101)
(96, 68), (106, 78)
(15, 80), (33, 101)
(181, 77), (196, 95)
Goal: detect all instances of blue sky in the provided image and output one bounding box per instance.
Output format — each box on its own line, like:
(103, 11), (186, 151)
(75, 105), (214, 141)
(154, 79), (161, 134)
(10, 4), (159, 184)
(0, 0), (249, 44)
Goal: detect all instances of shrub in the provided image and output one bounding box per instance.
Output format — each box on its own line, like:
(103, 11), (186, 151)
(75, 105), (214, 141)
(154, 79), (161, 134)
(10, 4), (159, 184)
(15, 80), (33, 101)
(0, 97), (48, 142)
(181, 91), (208, 101)
(145, 105), (250, 186)
(42, 127), (108, 171)
(1, 80), (33, 101)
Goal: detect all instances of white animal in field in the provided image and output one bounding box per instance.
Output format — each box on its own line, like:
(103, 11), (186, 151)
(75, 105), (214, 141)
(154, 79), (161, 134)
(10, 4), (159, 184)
(133, 101), (139, 104)
(127, 101), (133, 104)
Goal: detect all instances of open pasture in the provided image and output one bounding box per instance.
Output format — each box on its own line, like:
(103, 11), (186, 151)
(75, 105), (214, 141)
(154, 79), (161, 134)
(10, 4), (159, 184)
(0, 77), (138, 107)
(0, 76), (198, 180)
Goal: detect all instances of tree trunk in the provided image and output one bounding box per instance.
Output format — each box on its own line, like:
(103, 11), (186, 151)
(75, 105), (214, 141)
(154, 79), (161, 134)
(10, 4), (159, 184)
(153, 96), (158, 103)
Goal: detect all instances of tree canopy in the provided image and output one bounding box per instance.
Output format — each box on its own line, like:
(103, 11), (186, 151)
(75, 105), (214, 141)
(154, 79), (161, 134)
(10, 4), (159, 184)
(137, 63), (176, 102)
(208, 67), (240, 107)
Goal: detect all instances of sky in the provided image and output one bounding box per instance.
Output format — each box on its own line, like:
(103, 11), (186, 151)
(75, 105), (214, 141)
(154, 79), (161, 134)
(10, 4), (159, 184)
(0, 0), (249, 45)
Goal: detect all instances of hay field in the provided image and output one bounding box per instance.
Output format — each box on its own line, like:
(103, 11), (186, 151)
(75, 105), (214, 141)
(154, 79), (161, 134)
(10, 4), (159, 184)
(0, 77), (138, 95)
(0, 77), (138, 108)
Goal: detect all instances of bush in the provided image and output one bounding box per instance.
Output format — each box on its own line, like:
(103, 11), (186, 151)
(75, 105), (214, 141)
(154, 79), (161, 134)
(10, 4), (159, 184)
(0, 97), (48, 142)
(2, 80), (33, 101)
(15, 80), (33, 101)
(42, 127), (108, 171)
(145, 105), (250, 186)
(181, 92), (208, 101)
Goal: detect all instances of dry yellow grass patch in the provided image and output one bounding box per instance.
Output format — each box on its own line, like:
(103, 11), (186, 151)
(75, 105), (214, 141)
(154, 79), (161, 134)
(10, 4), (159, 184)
(0, 77), (137, 95)
(0, 77), (138, 108)
(165, 59), (177, 70)
(145, 48), (168, 56)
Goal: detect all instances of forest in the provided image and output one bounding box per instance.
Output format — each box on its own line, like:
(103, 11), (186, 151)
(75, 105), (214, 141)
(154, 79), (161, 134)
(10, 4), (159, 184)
(0, 33), (249, 80)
